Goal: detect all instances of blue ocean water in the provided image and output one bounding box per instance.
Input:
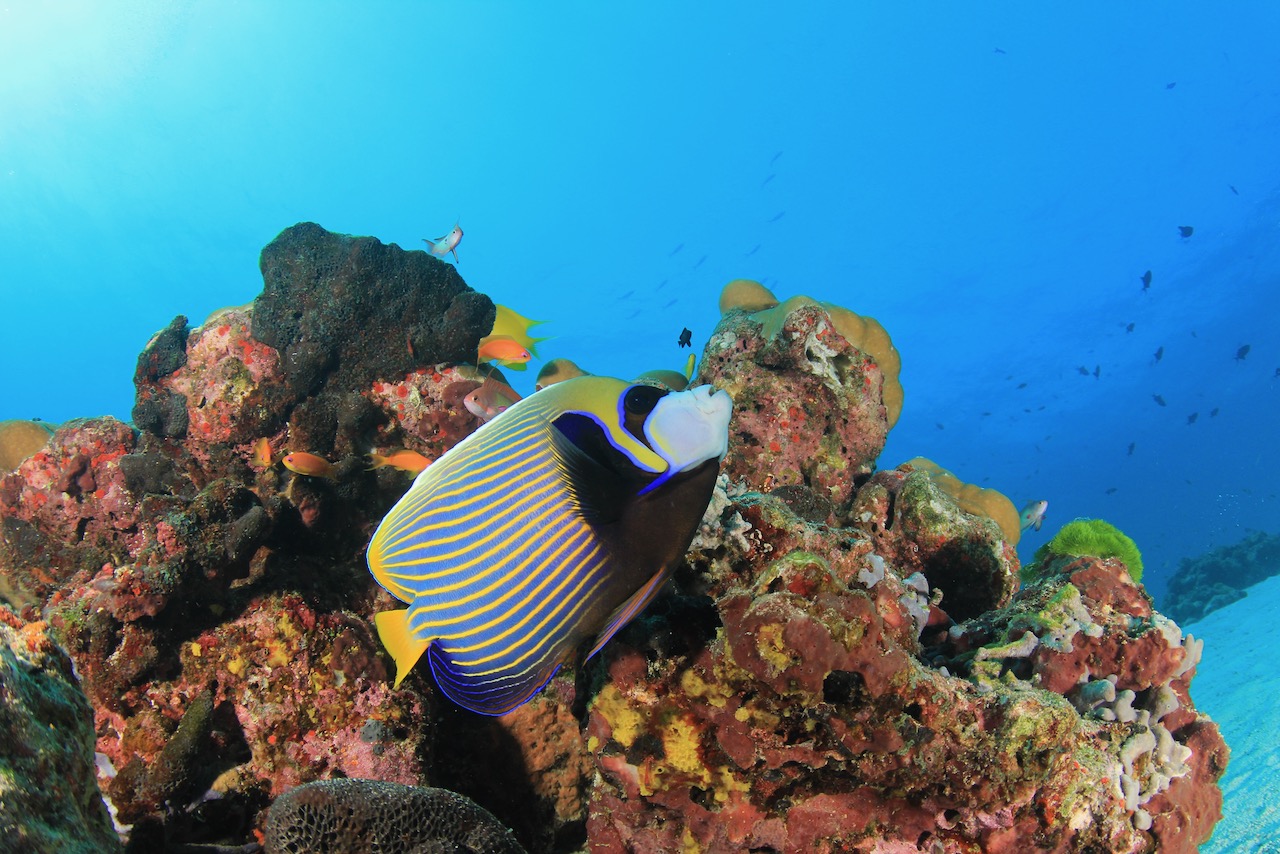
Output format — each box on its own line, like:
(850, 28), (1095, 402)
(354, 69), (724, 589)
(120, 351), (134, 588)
(1, 4), (1277, 847)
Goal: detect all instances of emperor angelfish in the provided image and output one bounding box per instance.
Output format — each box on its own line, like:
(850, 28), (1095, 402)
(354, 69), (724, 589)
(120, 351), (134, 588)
(366, 375), (733, 715)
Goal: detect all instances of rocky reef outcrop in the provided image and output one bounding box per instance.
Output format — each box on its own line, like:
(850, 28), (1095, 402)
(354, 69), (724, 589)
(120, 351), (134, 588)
(0, 230), (1227, 853)
(1162, 529), (1280, 625)
(0, 617), (122, 852)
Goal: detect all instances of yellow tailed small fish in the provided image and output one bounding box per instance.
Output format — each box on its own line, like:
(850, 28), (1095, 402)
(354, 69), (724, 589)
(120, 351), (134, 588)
(492, 305), (550, 357)
(424, 223), (463, 263)
(366, 376), (733, 715)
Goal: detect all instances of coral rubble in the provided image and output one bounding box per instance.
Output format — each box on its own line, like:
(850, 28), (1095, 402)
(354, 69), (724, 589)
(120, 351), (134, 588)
(0, 230), (1228, 853)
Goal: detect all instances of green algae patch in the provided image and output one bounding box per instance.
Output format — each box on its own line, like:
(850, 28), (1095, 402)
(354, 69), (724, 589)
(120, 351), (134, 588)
(1029, 518), (1144, 583)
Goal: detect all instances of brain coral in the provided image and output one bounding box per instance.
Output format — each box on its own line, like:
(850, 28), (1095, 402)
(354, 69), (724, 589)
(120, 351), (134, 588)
(263, 778), (527, 854)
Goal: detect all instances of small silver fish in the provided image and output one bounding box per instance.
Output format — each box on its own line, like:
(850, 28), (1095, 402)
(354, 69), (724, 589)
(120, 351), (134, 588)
(424, 223), (463, 262)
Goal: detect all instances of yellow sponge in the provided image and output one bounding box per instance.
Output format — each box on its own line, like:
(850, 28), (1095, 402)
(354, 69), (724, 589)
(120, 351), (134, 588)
(0, 420), (56, 473)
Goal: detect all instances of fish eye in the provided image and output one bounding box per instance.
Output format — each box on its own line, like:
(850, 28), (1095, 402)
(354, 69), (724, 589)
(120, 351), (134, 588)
(623, 384), (667, 416)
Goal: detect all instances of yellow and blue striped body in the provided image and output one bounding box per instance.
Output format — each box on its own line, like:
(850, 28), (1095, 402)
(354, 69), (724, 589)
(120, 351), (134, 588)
(367, 376), (732, 715)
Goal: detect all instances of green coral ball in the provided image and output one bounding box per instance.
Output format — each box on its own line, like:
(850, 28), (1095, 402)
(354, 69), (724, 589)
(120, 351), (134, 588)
(1031, 518), (1144, 582)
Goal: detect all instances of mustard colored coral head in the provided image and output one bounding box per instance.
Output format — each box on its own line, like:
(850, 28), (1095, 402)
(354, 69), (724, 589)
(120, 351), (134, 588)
(1034, 518), (1144, 582)
(0, 419), (56, 472)
(534, 358), (588, 390)
(718, 279), (780, 314)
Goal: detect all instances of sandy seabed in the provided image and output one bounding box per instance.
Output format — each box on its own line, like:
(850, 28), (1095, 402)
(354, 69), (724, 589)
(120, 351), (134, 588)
(1186, 573), (1280, 852)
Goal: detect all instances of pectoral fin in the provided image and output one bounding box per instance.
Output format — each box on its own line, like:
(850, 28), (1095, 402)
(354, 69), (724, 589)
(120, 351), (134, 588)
(374, 609), (430, 688)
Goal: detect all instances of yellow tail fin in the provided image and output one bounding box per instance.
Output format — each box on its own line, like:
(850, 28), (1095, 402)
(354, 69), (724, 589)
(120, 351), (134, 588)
(374, 609), (430, 688)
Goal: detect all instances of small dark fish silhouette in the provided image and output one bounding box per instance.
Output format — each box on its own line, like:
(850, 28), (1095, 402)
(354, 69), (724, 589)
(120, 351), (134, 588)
(669, 243), (684, 256)
(1127, 442), (1136, 456)
(1017, 382), (1027, 389)
(618, 289), (635, 301)
(770, 150), (783, 164)
(1126, 322), (1135, 333)
(1275, 367), (1280, 378)
(1187, 412), (1199, 425)
(760, 174), (775, 188)
(693, 255), (707, 270)
(768, 211), (785, 223)
(1230, 185), (1239, 195)
(662, 298), (678, 309)
(1141, 270), (1152, 292)
(1154, 346), (1164, 363)
(1165, 82), (1177, 89)
(1106, 487), (1118, 495)
(936, 423), (945, 430)
(994, 47), (1006, 54)
(656, 279), (668, 290)
(1178, 225), (1194, 238)
(981, 411), (991, 417)
(677, 327), (692, 348)
(744, 244), (760, 257)
(1153, 394), (1167, 407)
(1210, 408), (1219, 417)
(1094, 365), (1101, 379)
(1077, 366), (1091, 376)
(1235, 344), (1251, 361)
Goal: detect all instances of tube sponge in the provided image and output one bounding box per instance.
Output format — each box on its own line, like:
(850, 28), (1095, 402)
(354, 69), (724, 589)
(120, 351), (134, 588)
(1034, 518), (1144, 582)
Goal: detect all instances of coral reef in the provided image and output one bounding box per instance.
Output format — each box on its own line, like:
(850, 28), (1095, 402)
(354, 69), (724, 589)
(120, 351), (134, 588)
(1162, 529), (1280, 624)
(0, 618), (121, 852)
(704, 280), (900, 510)
(263, 778), (526, 854)
(0, 233), (1228, 854)
(1032, 517), (1145, 583)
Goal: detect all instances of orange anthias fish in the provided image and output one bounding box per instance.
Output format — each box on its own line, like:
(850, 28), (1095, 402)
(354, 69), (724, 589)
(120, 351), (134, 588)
(367, 449), (432, 475)
(463, 377), (523, 422)
(282, 452), (337, 478)
(251, 437), (276, 468)
(423, 224), (463, 263)
(491, 305), (549, 357)
(477, 335), (532, 370)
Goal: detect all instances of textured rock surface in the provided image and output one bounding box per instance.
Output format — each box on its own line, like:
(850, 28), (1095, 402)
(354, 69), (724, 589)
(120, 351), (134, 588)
(0, 241), (1227, 853)
(701, 300), (890, 511)
(264, 778), (526, 854)
(0, 619), (121, 853)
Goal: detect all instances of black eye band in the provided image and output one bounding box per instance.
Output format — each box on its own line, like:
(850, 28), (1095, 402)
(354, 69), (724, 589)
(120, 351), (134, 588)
(623, 384), (667, 416)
